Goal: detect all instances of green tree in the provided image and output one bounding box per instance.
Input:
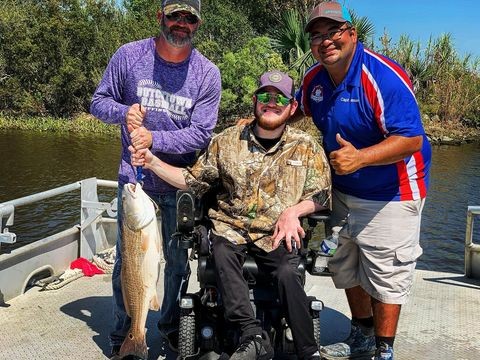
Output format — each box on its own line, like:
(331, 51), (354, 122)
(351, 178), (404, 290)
(424, 34), (480, 123)
(0, 0), (129, 116)
(271, 9), (312, 81)
(350, 10), (375, 46)
(122, 0), (159, 38)
(270, 6), (375, 80)
(196, 0), (255, 64)
(218, 37), (288, 124)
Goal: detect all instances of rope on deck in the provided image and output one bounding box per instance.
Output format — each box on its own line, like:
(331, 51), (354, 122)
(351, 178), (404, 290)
(34, 246), (116, 291)
(92, 246), (116, 274)
(38, 269), (85, 291)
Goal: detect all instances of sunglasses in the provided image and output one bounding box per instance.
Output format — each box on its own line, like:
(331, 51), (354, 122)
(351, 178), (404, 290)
(165, 12), (199, 25)
(256, 92), (291, 107)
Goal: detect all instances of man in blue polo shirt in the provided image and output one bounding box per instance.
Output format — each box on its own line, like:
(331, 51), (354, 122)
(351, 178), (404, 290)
(295, 2), (431, 360)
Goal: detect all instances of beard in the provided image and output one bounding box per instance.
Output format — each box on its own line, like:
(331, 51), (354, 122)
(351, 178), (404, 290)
(161, 19), (195, 48)
(254, 105), (289, 132)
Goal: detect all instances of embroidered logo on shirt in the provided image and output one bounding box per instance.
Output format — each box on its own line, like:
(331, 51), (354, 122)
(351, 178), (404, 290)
(287, 159), (304, 166)
(340, 97), (360, 103)
(311, 85), (324, 103)
(137, 80), (192, 122)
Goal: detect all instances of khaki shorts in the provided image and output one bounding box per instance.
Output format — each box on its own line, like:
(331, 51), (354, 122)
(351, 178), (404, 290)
(328, 189), (425, 304)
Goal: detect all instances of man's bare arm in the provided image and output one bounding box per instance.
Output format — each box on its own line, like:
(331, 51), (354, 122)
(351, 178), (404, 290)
(130, 147), (188, 189)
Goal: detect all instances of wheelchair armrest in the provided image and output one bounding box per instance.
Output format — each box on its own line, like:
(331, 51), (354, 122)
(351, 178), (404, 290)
(306, 209), (331, 228)
(300, 209), (331, 249)
(301, 209), (334, 277)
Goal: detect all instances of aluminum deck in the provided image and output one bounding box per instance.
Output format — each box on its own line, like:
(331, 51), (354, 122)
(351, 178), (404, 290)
(1, 266), (479, 360)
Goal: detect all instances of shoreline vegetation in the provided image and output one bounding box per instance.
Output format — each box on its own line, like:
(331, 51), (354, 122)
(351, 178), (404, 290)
(1, 1), (478, 135)
(1, 113), (479, 146)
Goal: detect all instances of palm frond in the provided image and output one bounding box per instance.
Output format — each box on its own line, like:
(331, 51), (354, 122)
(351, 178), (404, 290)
(349, 10), (375, 44)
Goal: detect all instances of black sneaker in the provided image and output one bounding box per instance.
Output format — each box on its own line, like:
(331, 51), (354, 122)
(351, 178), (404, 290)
(230, 331), (274, 360)
(320, 322), (375, 359)
(304, 350), (321, 360)
(373, 342), (394, 360)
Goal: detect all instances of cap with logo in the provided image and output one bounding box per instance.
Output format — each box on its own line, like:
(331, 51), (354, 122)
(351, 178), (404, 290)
(255, 71), (294, 99)
(163, 0), (201, 20)
(305, 1), (352, 33)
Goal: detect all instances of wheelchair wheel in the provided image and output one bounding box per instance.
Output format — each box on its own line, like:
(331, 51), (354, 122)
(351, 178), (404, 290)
(313, 316), (321, 349)
(308, 296), (322, 349)
(179, 312), (196, 359)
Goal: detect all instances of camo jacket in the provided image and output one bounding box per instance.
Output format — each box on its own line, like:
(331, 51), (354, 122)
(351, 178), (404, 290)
(182, 122), (331, 252)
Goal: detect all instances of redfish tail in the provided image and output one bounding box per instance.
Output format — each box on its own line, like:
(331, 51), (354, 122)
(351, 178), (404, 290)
(119, 331), (148, 360)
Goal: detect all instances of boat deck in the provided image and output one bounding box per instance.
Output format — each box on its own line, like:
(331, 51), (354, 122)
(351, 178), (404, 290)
(1, 267), (479, 360)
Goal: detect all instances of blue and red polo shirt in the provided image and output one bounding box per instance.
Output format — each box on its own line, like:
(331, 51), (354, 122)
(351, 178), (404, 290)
(296, 42), (431, 201)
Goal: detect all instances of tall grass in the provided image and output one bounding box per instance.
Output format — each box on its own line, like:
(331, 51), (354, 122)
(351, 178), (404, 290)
(0, 113), (119, 137)
(380, 32), (480, 126)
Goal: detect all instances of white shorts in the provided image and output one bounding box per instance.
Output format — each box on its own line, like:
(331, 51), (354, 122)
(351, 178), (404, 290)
(328, 189), (425, 304)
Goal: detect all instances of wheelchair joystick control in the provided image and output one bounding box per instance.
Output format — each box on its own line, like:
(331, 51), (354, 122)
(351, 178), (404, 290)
(175, 190), (197, 249)
(176, 190), (196, 233)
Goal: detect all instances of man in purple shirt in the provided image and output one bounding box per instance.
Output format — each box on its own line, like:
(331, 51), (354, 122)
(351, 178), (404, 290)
(90, 0), (221, 357)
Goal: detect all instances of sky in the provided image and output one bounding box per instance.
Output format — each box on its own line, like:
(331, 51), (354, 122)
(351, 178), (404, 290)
(342, 0), (479, 58)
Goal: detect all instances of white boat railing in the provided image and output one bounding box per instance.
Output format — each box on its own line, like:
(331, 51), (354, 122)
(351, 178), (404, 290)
(2, 179), (479, 304)
(465, 206), (480, 279)
(0, 178), (118, 303)
(0, 182), (84, 247)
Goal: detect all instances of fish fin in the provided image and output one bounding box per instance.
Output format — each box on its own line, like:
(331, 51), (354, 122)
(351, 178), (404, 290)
(119, 331), (148, 359)
(150, 294), (161, 311)
(157, 218), (163, 253)
(120, 273), (131, 317)
(124, 302), (132, 318)
(120, 270), (132, 317)
(156, 229), (162, 254)
(141, 231), (150, 252)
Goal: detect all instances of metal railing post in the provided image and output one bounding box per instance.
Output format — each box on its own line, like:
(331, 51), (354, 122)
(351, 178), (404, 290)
(465, 206), (480, 278)
(79, 178), (118, 259)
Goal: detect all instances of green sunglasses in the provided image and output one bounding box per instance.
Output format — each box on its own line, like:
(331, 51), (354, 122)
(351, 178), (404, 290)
(256, 92), (291, 106)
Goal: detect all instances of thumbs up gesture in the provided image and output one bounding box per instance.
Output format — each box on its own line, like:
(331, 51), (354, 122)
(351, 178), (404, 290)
(329, 133), (363, 175)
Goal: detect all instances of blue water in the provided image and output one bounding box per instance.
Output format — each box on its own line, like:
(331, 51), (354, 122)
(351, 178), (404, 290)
(1, 130), (479, 274)
(419, 143), (480, 273)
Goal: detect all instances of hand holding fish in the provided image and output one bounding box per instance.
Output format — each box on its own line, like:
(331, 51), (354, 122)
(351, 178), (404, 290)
(129, 146), (155, 169)
(126, 103), (146, 133)
(129, 146), (188, 190)
(130, 126), (153, 150)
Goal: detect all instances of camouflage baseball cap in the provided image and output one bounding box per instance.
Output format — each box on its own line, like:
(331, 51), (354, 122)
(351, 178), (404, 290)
(163, 0), (201, 20)
(255, 71), (294, 99)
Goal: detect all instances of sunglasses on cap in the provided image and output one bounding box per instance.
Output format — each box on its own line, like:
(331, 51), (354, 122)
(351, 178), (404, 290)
(165, 12), (199, 24)
(256, 92), (291, 107)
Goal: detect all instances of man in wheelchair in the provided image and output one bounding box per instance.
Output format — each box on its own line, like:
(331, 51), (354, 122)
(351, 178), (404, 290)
(130, 70), (332, 360)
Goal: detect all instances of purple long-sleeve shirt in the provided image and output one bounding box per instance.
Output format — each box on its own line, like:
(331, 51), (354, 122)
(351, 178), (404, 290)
(90, 37), (221, 194)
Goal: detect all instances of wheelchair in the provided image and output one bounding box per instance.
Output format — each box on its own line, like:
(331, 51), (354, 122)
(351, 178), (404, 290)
(174, 190), (332, 360)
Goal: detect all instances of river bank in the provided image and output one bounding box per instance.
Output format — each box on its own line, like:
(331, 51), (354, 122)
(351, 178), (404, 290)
(1, 113), (479, 145)
(423, 115), (480, 145)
